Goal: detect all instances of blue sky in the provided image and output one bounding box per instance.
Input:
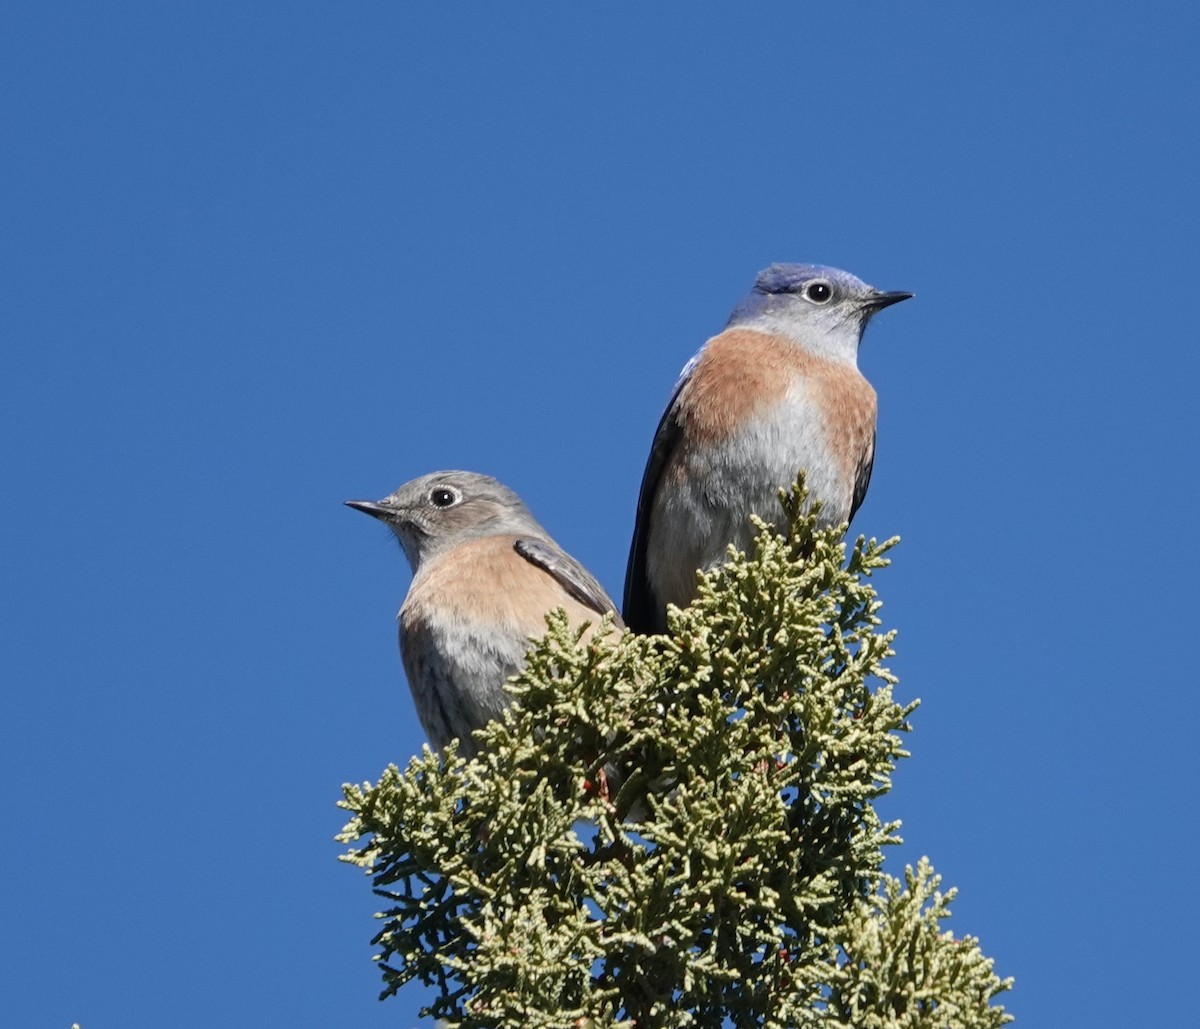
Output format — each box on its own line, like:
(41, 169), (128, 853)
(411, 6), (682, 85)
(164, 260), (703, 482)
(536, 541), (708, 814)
(4, 3), (1198, 1025)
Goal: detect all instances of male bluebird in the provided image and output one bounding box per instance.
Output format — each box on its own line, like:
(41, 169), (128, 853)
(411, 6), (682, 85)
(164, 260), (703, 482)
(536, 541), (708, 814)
(623, 263), (912, 635)
(347, 471), (623, 758)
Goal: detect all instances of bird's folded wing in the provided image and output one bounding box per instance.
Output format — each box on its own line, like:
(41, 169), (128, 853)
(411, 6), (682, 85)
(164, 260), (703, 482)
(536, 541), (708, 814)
(513, 538), (625, 628)
(849, 428), (876, 525)
(622, 363), (692, 632)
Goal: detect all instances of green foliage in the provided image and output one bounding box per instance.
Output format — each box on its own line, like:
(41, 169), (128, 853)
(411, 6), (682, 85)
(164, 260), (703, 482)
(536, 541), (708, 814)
(338, 484), (1012, 1027)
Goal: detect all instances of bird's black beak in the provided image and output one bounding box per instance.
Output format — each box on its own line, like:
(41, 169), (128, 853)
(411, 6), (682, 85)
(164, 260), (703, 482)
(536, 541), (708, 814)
(345, 499), (392, 521)
(864, 289), (914, 312)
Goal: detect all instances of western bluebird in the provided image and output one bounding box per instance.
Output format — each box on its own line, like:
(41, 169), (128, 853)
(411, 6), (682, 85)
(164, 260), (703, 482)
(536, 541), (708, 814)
(623, 263), (912, 634)
(347, 471), (624, 759)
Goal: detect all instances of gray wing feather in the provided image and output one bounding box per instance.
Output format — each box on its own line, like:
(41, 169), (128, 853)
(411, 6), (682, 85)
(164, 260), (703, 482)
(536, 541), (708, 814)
(513, 538), (624, 628)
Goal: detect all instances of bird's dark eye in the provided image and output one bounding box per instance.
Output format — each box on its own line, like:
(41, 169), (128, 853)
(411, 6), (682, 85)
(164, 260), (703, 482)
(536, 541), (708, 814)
(804, 281), (833, 304)
(429, 487), (459, 508)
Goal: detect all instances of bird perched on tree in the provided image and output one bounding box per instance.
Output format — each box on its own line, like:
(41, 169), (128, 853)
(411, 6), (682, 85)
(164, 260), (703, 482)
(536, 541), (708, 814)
(347, 471), (623, 758)
(623, 263), (912, 634)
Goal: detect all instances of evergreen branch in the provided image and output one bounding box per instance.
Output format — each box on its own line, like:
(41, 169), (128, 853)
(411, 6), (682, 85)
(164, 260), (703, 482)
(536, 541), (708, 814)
(337, 478), (1011, 1026)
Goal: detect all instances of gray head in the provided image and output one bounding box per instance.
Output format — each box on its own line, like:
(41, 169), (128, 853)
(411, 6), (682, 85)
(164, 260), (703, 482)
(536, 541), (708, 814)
(726, 263), (912, 364)
(346, 470), (546, 572)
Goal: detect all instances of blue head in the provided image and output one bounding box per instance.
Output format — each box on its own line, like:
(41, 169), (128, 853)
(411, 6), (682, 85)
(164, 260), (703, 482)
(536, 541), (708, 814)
(726, 263), (912, 363)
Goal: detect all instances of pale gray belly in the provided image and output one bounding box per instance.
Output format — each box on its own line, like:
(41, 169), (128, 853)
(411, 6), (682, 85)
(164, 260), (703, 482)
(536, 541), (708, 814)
(647, 400), (851, 614)
(399, 615), (529, 757)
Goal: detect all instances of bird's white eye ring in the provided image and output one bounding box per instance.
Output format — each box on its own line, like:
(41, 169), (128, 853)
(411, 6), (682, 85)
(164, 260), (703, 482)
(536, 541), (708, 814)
(429, 486), (460, 508)
(804, 281), (833, 304)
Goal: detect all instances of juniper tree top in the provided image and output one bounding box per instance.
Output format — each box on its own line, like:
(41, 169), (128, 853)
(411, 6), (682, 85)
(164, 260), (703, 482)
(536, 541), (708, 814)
(340, 484), (1012, 1027)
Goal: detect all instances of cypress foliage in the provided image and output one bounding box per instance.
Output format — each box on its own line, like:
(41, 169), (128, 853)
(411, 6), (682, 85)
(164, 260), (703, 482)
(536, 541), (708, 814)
(338, 483), (1012, 1027)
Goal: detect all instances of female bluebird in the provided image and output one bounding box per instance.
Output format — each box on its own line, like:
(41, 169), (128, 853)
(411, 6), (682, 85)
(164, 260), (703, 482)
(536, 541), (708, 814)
(347, 471), (623, 758)
(623, 263), (912, 634)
